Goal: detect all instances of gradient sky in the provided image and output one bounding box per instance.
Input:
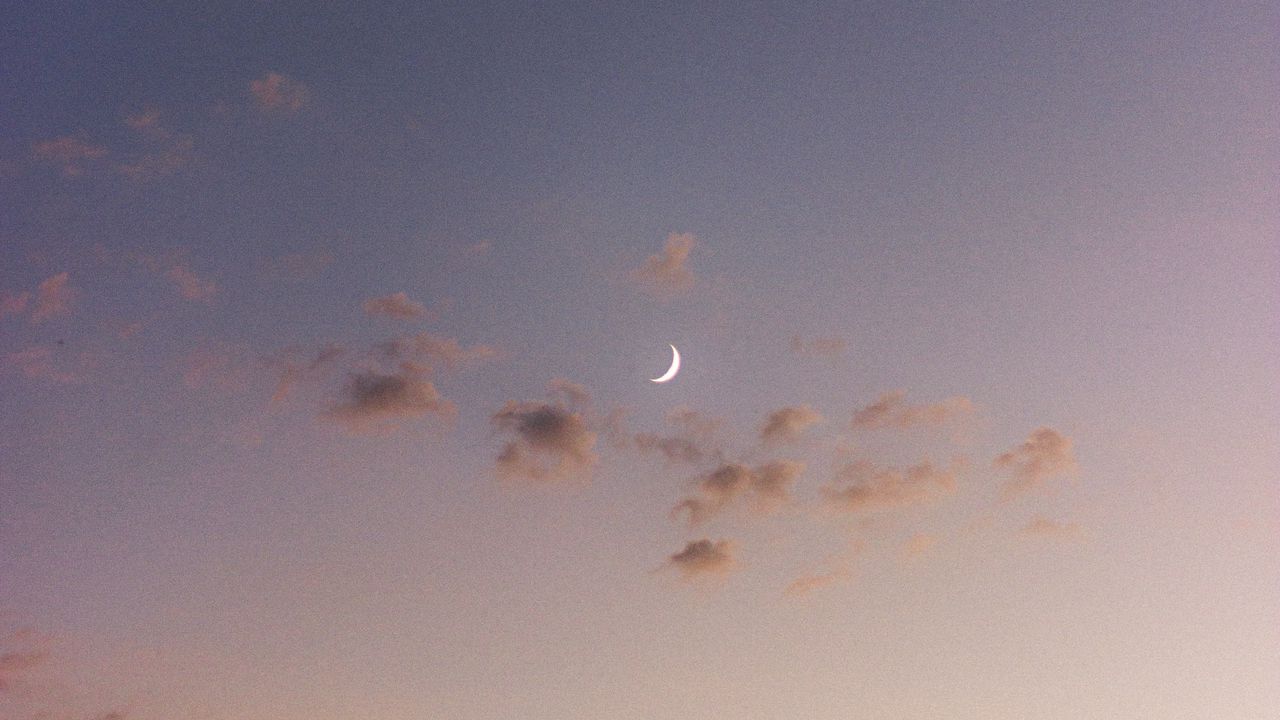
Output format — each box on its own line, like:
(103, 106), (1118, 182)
(2, 2), (1278, 719)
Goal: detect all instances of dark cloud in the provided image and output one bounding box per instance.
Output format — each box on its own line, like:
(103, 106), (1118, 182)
(492, 383), (598, 482)
(326, 364), (455, 433)
(667, 538), (736, 579)
(760, 405), (822, 444)
(851, 391), (973, 431)
(821, 459), (959, 512)
(673, 460), (804, 526)
(995, 427), (1076, 500)
(631, 232), (696, 296)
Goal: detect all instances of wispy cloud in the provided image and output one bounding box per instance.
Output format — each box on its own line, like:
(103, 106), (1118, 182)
(995, 427), (1076, 500)
(821, 459), (960, 512)
(133, 252), (218, 302)
(264, 343), (345, 404)
(0, 291), (31, 319)
(32, 134), (107, 176)
(790, 335), (845, 360)
(363, 292), (433, 321)
(760, 405), (822, 444)
(1017, 516), (1082, 539)
(851, 390), (973, 431)
(634, 406), (722, 465)
(377, 332), (496, 370)
(631, 232), (696, 297)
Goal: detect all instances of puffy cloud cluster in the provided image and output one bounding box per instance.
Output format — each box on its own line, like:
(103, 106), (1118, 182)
(995, 427), (1076, 499)
(851, 391), (973, 431)
(821, 459), (959, 512)
(326, 363), (455, 433)
(760, 405), (822, 444)
(632, 232), (696, 296)
(673, 460), (805, 526)
(492, 381), (598, 482)
(634, 406), (722, 465)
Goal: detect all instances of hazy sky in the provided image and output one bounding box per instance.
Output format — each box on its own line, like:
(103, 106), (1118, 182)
(2, 2), (1278, 719)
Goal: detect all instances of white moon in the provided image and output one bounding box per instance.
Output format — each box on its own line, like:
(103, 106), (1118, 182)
(650, 344), (681, 383)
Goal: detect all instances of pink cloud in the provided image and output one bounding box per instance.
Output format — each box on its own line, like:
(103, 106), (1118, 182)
(30, 272), (75, 323)
(0, 291), (30, 319)
(995, 427), (1077, 500)
(821, 459), (960, 512)
(362, 292), (432, 320)
(250, 72), (309, 111)
(851, 390), (973, 431)
(631, 232), (696, 297)
(32, 134), (107, 176)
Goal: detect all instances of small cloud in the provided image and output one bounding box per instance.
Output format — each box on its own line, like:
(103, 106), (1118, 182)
(264, 343), (345, 404)
(250, 72), (308, 112)
(634, 406), (723, 465)
(0, 291), (31, 319)
(631, 232), (696, 297)
(181, 344), (251, 391)
(1017, 516), (1082, 539)
(29, 272), (75, 324)
(258, 251), (334, 280)
(377, 332), (496, 370)
(362, 292), (432, 321)
(4, 346), (80, 384)
(124, 108), (160, 130)
(133, 252), (217, 302)
(995, 427), (1076, 500)
(900, 532), (936, 560)
(32, 134), (107, 176)
(464, 240), (491, 257)
(667, 538), (736, 580)
(325, 364), (455, 433)
(790, 335), (846, 360)
(821, 459), (959, 512)
(492, 382), (598, 482)
(783, 567), (849, 598)
(0, 626), (50, 693)
(673, 460), (804, 526)
(166, 264), (217, 301)
(851, 390), (973, 431)
(760, 405), (822, 444)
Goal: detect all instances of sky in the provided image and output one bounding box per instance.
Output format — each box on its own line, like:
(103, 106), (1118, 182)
(1, 1), (1278, 718)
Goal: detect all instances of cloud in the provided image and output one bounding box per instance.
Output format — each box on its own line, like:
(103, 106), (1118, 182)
(363, 292), (432, 320)
(673, 460), (804, 526)
(900, 532), (936, 560)
(0, 627), (50, 693)
(250, 72), (308, 111)
(325, 364), (455, 433)
(30, 272), (75, 323)
(783, 567), (849, 598)
(851, 390), (973, 431)
(32, 134), (107, 175)
(1017, 516), (1082, 539)
(3, 346), (81, 384)
(492, 382), (598, 482)
(631, 232), (695, 296)
(181, 344), (252, 391)
(264, 343), (345, 403)
(760, 405), (822, 444)
(257, 251), (335, 280)
(124, 109), (160, 130)
(133, 252), (217, 302)
(0, 291), (30, 319)
(117, 111), (194, 180)
(377, 332), (496, 370)
(995, 427), (1076, 499)
(821, 459), (959, 512)
(790, 335), (846, 360)
(166, 265), (217, 301)
(634, 406), (722, 464)
(667, 538), (736, 579)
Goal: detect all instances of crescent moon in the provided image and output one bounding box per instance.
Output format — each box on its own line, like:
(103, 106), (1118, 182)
(650, 344), (681, 383)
